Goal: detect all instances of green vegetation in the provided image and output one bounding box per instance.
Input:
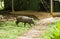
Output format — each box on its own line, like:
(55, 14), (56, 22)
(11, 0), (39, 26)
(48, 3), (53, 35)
(40, 20), (60, 39)
(0, 1), (4, 10)
(0, 20), (30, 39)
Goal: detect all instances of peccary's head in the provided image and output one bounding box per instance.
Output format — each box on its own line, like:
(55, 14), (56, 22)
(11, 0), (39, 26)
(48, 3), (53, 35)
(29, 18), (35, 25)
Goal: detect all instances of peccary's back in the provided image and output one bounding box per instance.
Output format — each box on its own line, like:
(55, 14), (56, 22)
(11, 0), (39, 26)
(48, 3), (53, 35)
(16, 16), (34, 24)
(16, 16), (30, 21)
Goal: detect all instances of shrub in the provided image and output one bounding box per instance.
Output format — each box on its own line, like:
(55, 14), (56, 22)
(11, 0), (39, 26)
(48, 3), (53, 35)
(40, 20), (60, 39)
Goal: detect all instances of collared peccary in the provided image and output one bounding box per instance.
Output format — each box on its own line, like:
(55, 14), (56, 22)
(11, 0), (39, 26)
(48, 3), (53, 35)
(16, 16), (35, 27)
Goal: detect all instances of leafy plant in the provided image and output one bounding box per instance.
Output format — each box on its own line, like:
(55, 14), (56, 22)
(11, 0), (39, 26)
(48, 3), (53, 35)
(40, 20), (60, 39)
(0, 20), (30, 39)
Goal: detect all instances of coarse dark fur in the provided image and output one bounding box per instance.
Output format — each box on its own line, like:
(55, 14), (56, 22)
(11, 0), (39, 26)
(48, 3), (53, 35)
(16, 16), (35, 27)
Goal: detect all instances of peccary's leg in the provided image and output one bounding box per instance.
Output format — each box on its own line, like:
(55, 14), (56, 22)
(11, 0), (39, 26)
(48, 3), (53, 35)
(16, 20), (19, 25)
(28, 23), (32, 27)
(34, 23), (35, 26)
(24, 22), (26, 27)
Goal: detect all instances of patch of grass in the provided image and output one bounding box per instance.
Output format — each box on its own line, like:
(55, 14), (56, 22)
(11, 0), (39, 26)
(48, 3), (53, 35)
(0, 20), (30, 39)
(40, 20), (60, 39)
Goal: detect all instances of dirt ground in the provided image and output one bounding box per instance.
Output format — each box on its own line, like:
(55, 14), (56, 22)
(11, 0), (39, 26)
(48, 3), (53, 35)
(0, 12), (51, 22)
(1, 11), (60, 20)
